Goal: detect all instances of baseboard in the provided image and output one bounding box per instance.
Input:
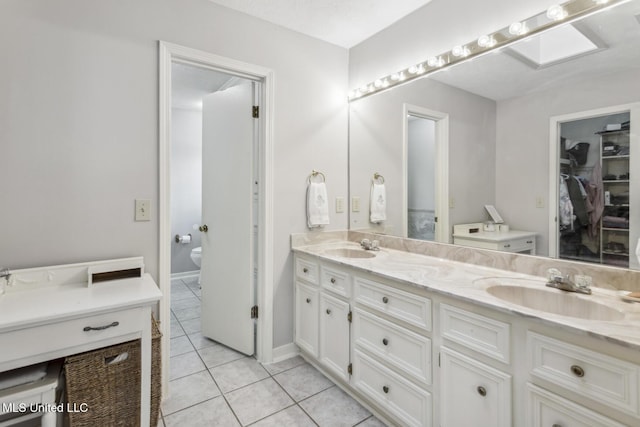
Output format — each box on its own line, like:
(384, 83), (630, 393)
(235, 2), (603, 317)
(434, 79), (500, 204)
(271, 342), (299, 363)
(170, 270), (200, 280)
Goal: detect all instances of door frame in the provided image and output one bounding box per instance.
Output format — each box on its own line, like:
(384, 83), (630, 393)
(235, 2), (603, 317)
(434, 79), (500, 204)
(159, 41), (275, 395)
(402, 104), (450, 242)
(548, 102), (639, 258)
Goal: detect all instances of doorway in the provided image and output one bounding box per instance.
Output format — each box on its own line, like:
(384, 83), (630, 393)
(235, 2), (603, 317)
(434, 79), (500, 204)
(403, 104), (450, 242)
(159, 42), (275, 397)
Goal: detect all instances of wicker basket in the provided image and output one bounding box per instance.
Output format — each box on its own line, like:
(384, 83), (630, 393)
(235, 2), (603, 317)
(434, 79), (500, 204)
(65, 316), (162, 426)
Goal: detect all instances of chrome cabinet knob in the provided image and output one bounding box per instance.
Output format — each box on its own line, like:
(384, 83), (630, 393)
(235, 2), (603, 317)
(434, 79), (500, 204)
(382, 385), (389, 394)
(382, 296), (389, 304)
(330, 278), (336, 284)
(199, 224), (208, 232)
(570, 365), (585, 377)
(477, 386), (487, 397)
(303, 267), (309, 273)
(326, 309), (332, 315)
(306, 298), (311, 303)
(382, 338), (389, 346)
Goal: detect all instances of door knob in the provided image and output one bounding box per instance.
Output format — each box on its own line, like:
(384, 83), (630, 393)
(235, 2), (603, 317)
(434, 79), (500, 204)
(199, 224), (208, 232)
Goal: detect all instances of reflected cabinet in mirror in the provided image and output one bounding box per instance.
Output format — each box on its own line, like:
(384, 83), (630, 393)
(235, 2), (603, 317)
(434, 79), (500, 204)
(348, 0), (640, 270)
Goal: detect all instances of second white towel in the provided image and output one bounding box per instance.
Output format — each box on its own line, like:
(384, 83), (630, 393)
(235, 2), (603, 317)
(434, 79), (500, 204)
(370, 182), (386, 223)
(307, 182), (330, 228)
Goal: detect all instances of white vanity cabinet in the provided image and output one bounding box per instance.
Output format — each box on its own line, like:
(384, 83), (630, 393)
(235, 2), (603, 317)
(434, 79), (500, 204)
(292, 248), (640, 427)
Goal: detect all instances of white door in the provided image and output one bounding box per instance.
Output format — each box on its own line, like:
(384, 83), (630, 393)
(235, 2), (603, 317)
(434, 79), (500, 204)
(200, 80), (256, 355)
(319, 292), (350, 381)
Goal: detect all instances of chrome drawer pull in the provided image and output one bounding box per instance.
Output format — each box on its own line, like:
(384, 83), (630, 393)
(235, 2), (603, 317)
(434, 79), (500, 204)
(330, 278), (336, 284)
(382, 296), (389, 304)
(570, 365), (585, 377)
(382, 338), (389, 346)
(382, 385), (389, 394)
(306, 298), (311, 303)
(83, 321), (119, 332)
(477, 386), (487, 397)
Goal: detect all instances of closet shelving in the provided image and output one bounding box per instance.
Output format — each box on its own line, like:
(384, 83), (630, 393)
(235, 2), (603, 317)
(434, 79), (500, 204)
(599, 128), (631, 268)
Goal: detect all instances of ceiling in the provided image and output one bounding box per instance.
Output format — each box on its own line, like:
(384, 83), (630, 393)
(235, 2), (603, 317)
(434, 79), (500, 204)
(207, 0), (433, 48)
(172, 62), (234, 110)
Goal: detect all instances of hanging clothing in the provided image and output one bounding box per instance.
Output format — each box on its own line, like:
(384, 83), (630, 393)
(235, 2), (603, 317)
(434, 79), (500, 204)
(567, 176), (589, 227)
(588, 162), (604, 238)
(559, 176), (574, 230)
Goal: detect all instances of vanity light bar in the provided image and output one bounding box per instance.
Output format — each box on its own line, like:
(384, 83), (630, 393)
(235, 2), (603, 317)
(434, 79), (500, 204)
(347, 0), (628, 101)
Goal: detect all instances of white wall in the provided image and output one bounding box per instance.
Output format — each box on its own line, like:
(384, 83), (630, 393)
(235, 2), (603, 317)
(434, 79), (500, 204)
(349, 78), (496, 235)
(171, 108), (202, 274)
(0, 0), (349, 349)
(495, 68), (640, 256)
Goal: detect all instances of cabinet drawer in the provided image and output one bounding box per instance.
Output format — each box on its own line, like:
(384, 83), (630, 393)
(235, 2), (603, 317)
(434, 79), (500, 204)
(295, 257), (319, 285)
(320, 264), (351, 298)
(440, 303), (510, 363)
(526, 383), (626, 427)
(440, 347), (512, 427)
(501, 237), (535, 252)
(528, 332), (639, 415)
(353, 349), (432, 427)
(0, 308), (144, 365)
(353, 308), (431, 385)
(354, 277), (431, 331)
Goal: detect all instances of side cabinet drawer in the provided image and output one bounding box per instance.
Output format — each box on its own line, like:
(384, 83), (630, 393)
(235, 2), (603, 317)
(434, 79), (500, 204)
(526, 383), (627, 427)
(440, 303), (510, 363)
(353, 308), (431, 385)
(354, 277), (431, 331)
(295, 257), (319, 285)
(320, 264), (351, 298)
(528, 332), (639, 415)
(0, 308), (144, 365)
(353, 349), (432, 427)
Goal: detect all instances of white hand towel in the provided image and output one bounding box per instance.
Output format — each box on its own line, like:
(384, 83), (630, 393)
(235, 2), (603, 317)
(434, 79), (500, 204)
(307, 182), (330, 228)
(370, 182), (387, 223)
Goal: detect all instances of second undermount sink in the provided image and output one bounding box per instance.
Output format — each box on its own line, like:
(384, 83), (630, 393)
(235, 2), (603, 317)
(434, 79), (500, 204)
(486, 284), (625, 321)
(324, 248), (377, 259)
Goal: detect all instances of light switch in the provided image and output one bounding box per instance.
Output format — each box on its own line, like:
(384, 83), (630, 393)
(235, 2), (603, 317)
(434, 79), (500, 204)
(535, 196), (545, 208)
(352, 197), (360, 212)
(449, 197), (456, 208)
(336, 197), (345, 213)
(135, 199), (151, 221)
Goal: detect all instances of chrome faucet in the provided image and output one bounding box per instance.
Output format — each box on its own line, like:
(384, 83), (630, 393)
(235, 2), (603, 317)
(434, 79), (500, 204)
(545, 268), (591, 295)
(360, 239), (380, 251)
(0, 267), (10, 286)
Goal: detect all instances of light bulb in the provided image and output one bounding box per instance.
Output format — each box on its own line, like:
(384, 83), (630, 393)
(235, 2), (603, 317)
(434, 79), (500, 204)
(509, 21), (528, 36)
(452, 45), (470, 57)
(398, 72), (406, 81)
(408, 65), (418, 74)
(546, 5), (567, 21)
(374, 79), (383, 88)
(382, 79), (390, 88)
(477, 35), (495, 48)
(416, 64), (426, 74)
(391, 73), (400, 81)
(427, 56), (444, 67)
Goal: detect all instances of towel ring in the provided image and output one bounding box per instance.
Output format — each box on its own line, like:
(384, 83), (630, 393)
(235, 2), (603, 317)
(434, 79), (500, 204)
(308, 170), (326, 183)
(373, 172), (385, 184)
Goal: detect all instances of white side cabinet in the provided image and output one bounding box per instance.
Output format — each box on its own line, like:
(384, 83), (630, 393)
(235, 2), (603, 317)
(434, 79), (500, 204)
(319, 292), (350, 381)
(440, 346), (512, 427)
(294, 281), (319, 357)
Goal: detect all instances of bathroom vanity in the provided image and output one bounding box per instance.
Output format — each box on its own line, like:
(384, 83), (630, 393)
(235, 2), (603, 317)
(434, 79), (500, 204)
(292, 237), (640, 427)
(0, 258), (162, 426)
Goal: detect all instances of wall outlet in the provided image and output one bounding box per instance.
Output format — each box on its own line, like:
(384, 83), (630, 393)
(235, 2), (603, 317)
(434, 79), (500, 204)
(135, 199), (151, 221)
(535, 196), (545, 208)
(352, 197), (361, 212)
(449, 197), (455, 208)
(335, 197), (345, 213)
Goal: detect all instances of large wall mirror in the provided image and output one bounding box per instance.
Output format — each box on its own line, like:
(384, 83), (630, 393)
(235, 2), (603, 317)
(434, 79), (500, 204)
(349, 0), (640, 270)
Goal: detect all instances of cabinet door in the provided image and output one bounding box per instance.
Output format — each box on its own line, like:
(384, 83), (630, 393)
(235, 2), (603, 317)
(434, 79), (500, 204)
(440, 347), (511, 427)
(295, 281), (319, 357)
(319, 292), (351, 381)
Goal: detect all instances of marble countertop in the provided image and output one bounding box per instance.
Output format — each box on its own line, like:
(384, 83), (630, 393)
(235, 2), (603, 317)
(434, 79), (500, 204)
(293, 241), (640, 350)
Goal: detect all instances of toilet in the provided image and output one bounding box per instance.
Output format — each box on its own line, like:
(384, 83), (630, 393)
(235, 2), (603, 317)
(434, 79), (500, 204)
(190, 247), (202, 284)
(190, 246), (202, 268)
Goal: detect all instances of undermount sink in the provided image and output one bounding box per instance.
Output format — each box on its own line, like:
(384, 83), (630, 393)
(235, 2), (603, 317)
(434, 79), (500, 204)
(486, 285), (625, 321)
(324, 248), (377, 259)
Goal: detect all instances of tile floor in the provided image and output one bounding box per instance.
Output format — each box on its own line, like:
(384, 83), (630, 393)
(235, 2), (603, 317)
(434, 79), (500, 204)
(164, 276), (388, 427)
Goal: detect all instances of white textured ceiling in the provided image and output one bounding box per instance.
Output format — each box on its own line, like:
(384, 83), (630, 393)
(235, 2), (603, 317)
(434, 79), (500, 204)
(207, 0), (433, 48)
